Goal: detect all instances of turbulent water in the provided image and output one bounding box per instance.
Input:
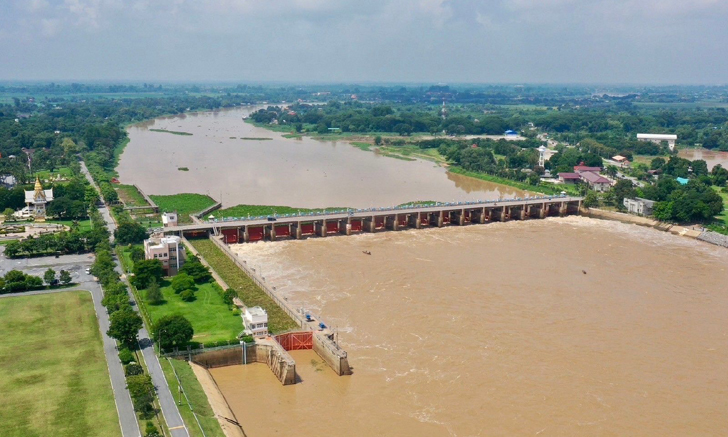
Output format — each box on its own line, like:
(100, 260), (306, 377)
(117, 108), (526, 208)
(208, 217), (728, 436)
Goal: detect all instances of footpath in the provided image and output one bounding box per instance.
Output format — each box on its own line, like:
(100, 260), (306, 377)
(81, 161), (190, 437)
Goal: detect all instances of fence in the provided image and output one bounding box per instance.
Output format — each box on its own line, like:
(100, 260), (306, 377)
(208, 235), (308, 329)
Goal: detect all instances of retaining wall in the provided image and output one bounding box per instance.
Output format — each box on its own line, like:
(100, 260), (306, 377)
(186, 342), (296, 385)
(313, 332), (352, 376)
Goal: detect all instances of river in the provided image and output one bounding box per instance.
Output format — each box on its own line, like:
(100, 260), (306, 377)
(678, 148), (728, 170)
(117, 108), (526, 208)
(208, 217), (728, 436)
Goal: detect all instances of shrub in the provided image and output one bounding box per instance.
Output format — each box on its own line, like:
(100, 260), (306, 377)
(125, 363), (143, 376)
(240, 335), (255, 344)
(145, 421), (161, 437)
(118, 348), (134, 365)
(179, 289), (195, 302)
(232, 308), (241, 316)
(171, 273), (195, 294)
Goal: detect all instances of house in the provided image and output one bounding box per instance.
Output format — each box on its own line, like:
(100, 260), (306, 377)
(574, 165), (602, 173)
(162, 212), (178, 227)
(612, 155), (630, 168)
(23, 177), (54, 220)
(243, 306), (269, 338)
(623, 198), (656, 216)
(143, 235), (185, 275)
(558, 173), (582, 184)
(580, 171), (612, 192)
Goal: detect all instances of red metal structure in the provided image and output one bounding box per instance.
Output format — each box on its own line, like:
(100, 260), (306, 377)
(326, 221), (339, 233)
(301, 223), (315, 235)
(275, 224), (291, 237)
(275, 331), (313, 351)
(248, 226), (264, 241)
(350, 219), (362, 232)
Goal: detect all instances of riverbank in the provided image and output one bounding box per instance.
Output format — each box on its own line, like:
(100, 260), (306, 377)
(581, 207), (728, 248)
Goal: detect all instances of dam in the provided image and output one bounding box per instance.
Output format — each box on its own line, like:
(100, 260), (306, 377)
(162, 195), (583, 243)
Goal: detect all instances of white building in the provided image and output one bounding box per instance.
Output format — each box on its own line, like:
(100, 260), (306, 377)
(23, 177), (54, 220)
(243, 306), (269, 338)
(637, 133), (678, 151)
(143, 235), (185, 275)
(162, 212), (178, 227)
(623, 198), (656, 216)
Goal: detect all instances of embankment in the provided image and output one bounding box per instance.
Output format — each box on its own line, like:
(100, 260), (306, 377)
(581, 208), (728, 248)
(189, 362), (247, 437)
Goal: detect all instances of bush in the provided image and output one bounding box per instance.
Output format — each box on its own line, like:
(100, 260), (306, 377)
(124, 363), (143, 376)
(145, 421), (161, 437)
(232, 308), (241, 316)
(240, 335), (255, 344)
(179, 289), (195, 302)
(171, 273), (195, 294)
(118, 348), (134, 365)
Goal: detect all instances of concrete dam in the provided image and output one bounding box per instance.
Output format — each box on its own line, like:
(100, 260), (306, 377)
(163, 195), (584, 244)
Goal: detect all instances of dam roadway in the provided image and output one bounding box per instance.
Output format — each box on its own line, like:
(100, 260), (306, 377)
(162, 195), (583, 243)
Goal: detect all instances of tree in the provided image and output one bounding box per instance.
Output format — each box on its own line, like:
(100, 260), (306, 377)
(170, 273), (195, 294)
(612, 179), (636, 210)
(179, 289), (195, 302)
(108, 307), (143, 347)
(132, 259), (164, 289)
(583, 191), (599, 208)
(374, 135), (383, 145)
(146, 279), (163, 305)
(115, 221), (148, 245)
(3, 207), (15, 221)
(153, 314), (194, 351)
(222, 288), (237, 306)
(179, 257), (211, 283)
(130, 246), (145, 263)
(125, 363), (144, 376)
(59, 269), (72, 285)
(43, 268), (56, 285)
(144, 421), (161, 437)
(126, 374), (155, 415)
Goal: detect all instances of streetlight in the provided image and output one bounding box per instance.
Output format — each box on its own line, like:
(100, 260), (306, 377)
(158, 328), (168, 355)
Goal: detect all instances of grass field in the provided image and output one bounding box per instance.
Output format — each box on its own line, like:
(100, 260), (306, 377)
(34, 167), (74, 181)
(145, 281), (242, 346)
(0, 291), (121, 437)
(448, 167), (575, 196)
(713, 186), (728, 225)
(160, 359), (225, 437)
(211, 204), (345, 219)
(149, 194), (217, 223)
(115, 184), (149, 207)
(189, 239), (298, 333)
(45, 218), (93, 233)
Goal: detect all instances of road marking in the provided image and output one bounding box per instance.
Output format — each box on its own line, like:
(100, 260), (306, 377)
(169, 426), (186, 430)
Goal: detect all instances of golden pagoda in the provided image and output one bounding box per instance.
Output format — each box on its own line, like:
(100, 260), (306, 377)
(24, 176), (54, 221)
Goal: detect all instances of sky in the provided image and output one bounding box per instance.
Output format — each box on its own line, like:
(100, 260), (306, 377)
(1, 0), (727, 84)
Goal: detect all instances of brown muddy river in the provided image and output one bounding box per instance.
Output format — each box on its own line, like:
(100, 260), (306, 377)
(117, 108), (526, 208)
(211, 218), (728, 436)
(678, 148), (728, 170)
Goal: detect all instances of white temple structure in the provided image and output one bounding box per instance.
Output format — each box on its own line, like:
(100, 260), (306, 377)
(23, 176), (54, 220)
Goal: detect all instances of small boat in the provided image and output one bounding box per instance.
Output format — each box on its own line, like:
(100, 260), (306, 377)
(362, 250), (371, 255)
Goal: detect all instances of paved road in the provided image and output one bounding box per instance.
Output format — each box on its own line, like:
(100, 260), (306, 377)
(0, 273), (142, 437)
(80, 160), (190, 437)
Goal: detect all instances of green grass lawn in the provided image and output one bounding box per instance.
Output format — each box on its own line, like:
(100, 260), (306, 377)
(210, 204), (346, 219)
(115, 184), (149, 207)
(145, 281), (242, 346)
(160, 359), (225, 437)
(713, 186), (728, 225)
(0, 291), (121, 437)
(45, 218), (94, 233)
(189, 239), (299, 333)
(34, 167), (74, 181)
(149, 194), (217, 223)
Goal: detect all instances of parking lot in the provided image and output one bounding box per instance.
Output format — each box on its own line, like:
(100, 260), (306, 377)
(0, 247), (97, 284)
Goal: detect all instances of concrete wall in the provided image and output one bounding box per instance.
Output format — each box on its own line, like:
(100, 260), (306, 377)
(313, 332), (352, 376)
(188, 342), (297, 385)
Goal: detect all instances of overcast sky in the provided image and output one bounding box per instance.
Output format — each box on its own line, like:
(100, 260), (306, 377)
(1, 0), (727, 84)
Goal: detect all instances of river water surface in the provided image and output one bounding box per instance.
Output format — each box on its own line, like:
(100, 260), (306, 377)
(210, 218), (728, 436)
(117, 108), (525, 208)
(678, 148), (728, 170)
